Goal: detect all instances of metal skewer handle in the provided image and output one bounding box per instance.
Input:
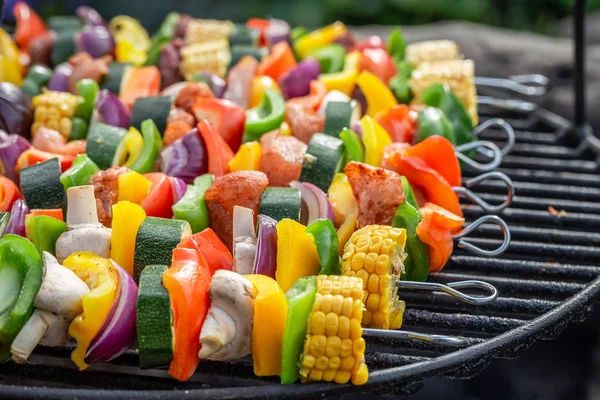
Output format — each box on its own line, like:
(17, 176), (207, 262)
(477, 96), (537, 113)
(453, 215), (511, 257)
(472, 118), (516, 156)
(453, 171), (514, 214)
(362, 328), (467, 347)
(475, 74), (550, 96)
(455, 140), (502, 172)
(396, 280), (498, 304)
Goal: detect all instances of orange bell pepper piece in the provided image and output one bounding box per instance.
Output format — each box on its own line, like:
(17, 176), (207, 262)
(163, 247), (212, 381)
(376, 104), (417, 144)
(403, 136), (461, 187)
(0, 176), (22, 212)
(197, 120), (234, 177)
(119, 66), (161, 109)
(416, 211), (454, 273)
(26, 209), (64, 221)
(192, 98), (246, 152)
(420, 202), (465, 231)
(13, 1), (48, 51)
(390, 153), (462, 217)
(140, 173), (174, 218)
(16, 149), (76, 173)
(258, 41), (297, 82)
(246, 18), (270, 47)
(178, 228), (233, 275)
(286, 80), (328, 111)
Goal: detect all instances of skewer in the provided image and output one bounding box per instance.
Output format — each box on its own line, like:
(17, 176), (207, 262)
(362, 329), (467, 346)
(455, 140), (502, 172)
(477, 96), (537, 113)
(453, 215), (511, 257)
(472, 118), (516, 156)
(453, 171), (514, 214)
(475, 74), (550, 96)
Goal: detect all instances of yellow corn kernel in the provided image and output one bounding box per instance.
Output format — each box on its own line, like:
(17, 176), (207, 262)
(31, 90), (83, 138)
(184, 19), (235, 45)
(405, 40), (461, 67)
(342, 225), (407, 330)
(300, 275), (368, 385)
(409, 59), (478, 125)
(179, 40), (231, 79)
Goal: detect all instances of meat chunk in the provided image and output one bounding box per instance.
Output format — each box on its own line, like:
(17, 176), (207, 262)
(205, 170), (269, 249)
(285, 103), (324, 144)
(380, 142), (411, 171)
(344, 161), (405, 228)
(223, 56), (258, 109)
(67, 52), (112, 94)
(174, 82), (214, 114)
(90, 166), (130, 227)
(260, 130), (307, 187)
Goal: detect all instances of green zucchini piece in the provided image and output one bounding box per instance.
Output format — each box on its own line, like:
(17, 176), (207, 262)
(230, 45), (268, 67)
(133, 217), (192, 282)
(130, 96), (172, 136)
(299, 133), (345, 193)
(85, 123), (127, 170)
(229, 24), (260, 47)
(259, 187), (302, 223)
(323, 101), (353, 137)
(47, 16), (82, 32)
(19, 158), (67, 213)
(0, 213), (10, 238)
(100, 62), (132, 95)
(51, 29), (77, 66)
(137, 264), (173, 369)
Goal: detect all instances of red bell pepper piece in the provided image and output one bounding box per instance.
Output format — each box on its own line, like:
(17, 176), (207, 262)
(120, 66), (161, 109)
(258, 41), (297, 82)
(178, 228), (233, 275)
(0, 176), (22, 212)
(403, 135), (462, 187)
(286, 80), (328, 111)
(192, 98), (246, 152)
(15, 149), (76, 173)
(416, 209), (454, 273)
(353, 35), (387, 51)
(197, 120), (234, 177)
(361, 48), (397, 83)
(140, 172), (174, 218)
(376, 104), (417, 144)
(163, 247), (212, 381)
(390, 153), (463, 217)
(246, 18), (270, 47)
(26, 209), (64, 221)
(13, 1), (48, 51)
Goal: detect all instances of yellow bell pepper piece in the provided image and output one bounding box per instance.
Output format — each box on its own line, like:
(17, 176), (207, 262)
(110, 201), (146, 276)
(0, 56), (23, 85)
(279, 121), (292, 136)
(249, 75), (281, 109)
(328, 173), (359, 253)
(275, 219), (320, 292)
(294, 22), (347, 59)
(113, 127), (144, 167)
(63, 252), (119, 370)
(359, 115), (392, 167)
(318, 51), (362, 96)
(118, 170), (151, 204)
(356, 71), (398, 116)
(0, 28), (21, 62)
(228, 141), (262, 172)
(244, 274), (288, 377)
(109, 15), (151, 52)
(115, 39), (148, 66)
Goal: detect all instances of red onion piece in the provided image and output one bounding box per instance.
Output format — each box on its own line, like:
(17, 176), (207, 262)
(351, 120), (362, 139)
(0, 82), (34, 139)
(95, 90), (130, 129)
(6, 199), (29, 237)
(47, 63), (73, 92)
(86, 261), (138, 364)
(278, 58), (321, 100)
(158, 41), (183, 91)
(160, 128), (208, 183)
(76, 6), (107, 27)
(76, 26), (115, 59)
(303, 182), (335, 224)
(170, 177), (188, 203)
(266, 19), (291, 48)
(290, 180), (318, 225)
(0, 131), (30, 183)
(195, 71), (226, 98)
(252, 214), (278, 278)
(351, 85), (367, 118)
(232, 206), (256, 275)
(160, 82), (189, 99)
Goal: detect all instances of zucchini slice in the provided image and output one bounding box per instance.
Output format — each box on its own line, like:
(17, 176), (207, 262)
(299, 133), (345, 193)
(19, 158), (67, 213)
(259, 187), (302, 222)
(86, 123), (127, 170)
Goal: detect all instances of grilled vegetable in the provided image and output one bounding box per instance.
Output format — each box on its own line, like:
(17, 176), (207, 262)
(19, 158), (67, 214)
(299, 133), (345, 193)
(179, 40), (231, 80)
(31, 91), (83, 138)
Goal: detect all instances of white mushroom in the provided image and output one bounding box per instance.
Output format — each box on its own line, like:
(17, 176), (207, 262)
(232, 206), (257, 275)
(10, 252), (89, 363)
(199, 270), (256, 361)
(55, 185), (111, 263)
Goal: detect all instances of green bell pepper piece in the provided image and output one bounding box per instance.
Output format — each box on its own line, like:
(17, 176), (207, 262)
(128, 119), (163, 174)
(21, 64), (53, 97)
(387, 27), (407, 62)
(0, 212), (10, 238)
(0, 234), (43, 362)
(172, 174), (214, 233)
(417, 107), (456, 144)
(74, 79), (100, 122)
(60, 154), (100, 189)
(307, 44), (345, 73)
(243, 88), (286, 142)
(339, 128), (365, 166)
(393, 177), (429, 282)
(305, 219), (341, 275)
(291, 26), (308, 42)
(146, 12), (180, 66)
(389, 61), (414, 104)
(421, 83), (474, 146)
(281, 276), (317, 384)
(25, 216), (67, 257)
(69, 117), (89, 141)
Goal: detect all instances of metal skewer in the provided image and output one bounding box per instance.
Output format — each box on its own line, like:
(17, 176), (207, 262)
(453, 171), (514, 214)
(362, 329), (467, 346)
(472, 118), (516, 156)
(477, 96), (537, 113)
(475, 74), (550, 96)
(455, 140), (503, 172)
(453, 215), (511, 257)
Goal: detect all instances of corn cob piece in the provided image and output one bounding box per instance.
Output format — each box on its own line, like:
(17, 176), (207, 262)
(179, 39), (231, 79)
(31, 90), (83, 138)
(405, 40), (461, 66)
(184, 19), (235, 45)
(409, 59), (478, 125)
(342, 225), (407, 330)
(300, 275), (368, 385)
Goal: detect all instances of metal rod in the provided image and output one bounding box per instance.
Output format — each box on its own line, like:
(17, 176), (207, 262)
(475, 74), (549, 96)
(471, 118), (516, 156)
(453, 215), (511, 257)
(453, 171), (514, 214)
(574, 0), (586, 128)
(455, 140), (502, 172)
(362, 329), (467, 347)
(395, 280), (498, 304)
(477, 96), (537, 113)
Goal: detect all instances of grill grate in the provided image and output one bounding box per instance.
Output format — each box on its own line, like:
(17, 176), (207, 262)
(1, 100), (599, 399)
